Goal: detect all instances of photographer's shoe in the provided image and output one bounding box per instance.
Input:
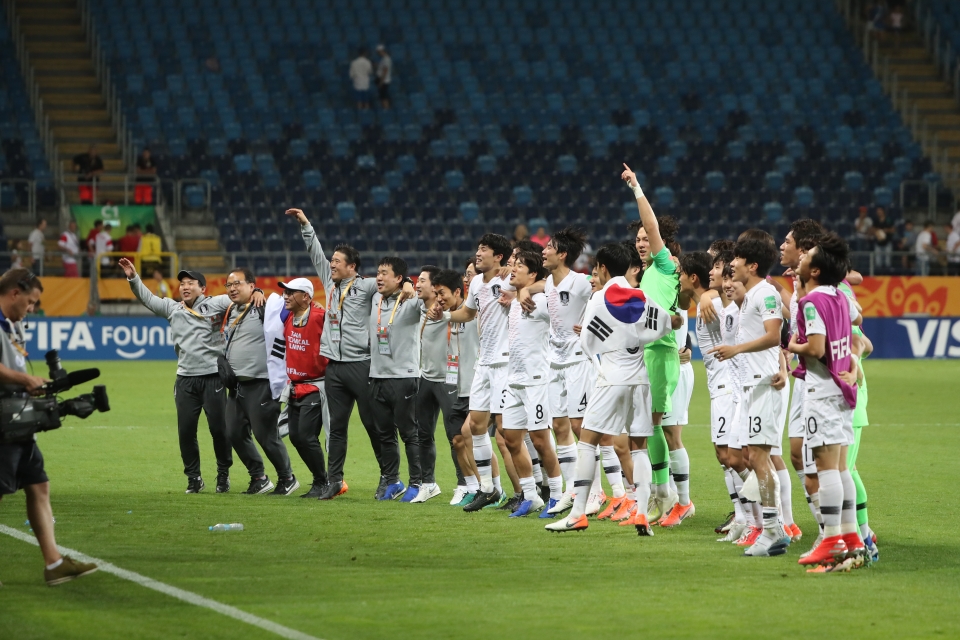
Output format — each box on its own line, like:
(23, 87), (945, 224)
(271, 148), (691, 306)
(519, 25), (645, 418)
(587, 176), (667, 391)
(319, 480), (348, 500)
(301, 483), (326, 498)
(215, 474), (230, 494)
(185, 477), (204, 494)
(45, 556), (98, 586)
(244, 476), (274, 495)
(272, 475), (300, 496)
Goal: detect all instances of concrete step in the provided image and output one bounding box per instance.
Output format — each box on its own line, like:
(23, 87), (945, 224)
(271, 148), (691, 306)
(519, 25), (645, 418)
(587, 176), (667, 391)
(41, 93), (105, 106)
(52, 126), (117, 139)
(60, 142), (120, 156)
(937, 131), (960, 143)
(915, 98), (960, 111)
(31, 58), (94, 71)
(181, 255), (228, 272)
(926, 114), (960, 126)
(20, 24), (82, 36)
(177, 239), (221, 252)
(34, 76), (99, 88)
(25, 41), (88, 54)
(49, 111), (111, 123)
(17, 8), (76, 19)
(899, 80), (952, 97)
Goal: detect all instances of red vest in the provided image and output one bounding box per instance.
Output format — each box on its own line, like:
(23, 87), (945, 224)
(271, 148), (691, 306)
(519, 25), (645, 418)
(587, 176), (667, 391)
(283, 303), (328, 398)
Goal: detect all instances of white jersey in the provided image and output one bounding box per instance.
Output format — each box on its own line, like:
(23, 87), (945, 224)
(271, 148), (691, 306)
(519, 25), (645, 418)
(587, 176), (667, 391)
(721, 301), (743, 401)
(802, 285), (859, 399)
(698, 296), (732, 398)
(595, 347), (648, 387)
(464, 273), (510, 366)
(789, 286), (799, 336)
(736, 280), (783, 387)
(507, 294), (549, 387)
(545, 270), (592, 366)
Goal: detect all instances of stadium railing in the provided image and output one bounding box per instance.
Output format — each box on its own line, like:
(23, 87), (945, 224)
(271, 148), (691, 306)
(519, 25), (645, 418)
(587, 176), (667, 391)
(0, 178), (37, 218)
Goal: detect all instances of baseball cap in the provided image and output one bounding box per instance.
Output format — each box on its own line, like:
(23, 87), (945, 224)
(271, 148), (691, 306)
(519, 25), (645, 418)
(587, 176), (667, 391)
(278, 277), (314, 298)
(176, 270), (206, 287)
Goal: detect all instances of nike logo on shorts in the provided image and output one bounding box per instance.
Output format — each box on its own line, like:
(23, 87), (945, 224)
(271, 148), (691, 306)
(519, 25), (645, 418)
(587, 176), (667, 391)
(405, 393), (416, 399)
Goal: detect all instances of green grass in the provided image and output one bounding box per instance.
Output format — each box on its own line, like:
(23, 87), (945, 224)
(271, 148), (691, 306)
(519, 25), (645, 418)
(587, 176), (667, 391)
(1, 360), (959, 639)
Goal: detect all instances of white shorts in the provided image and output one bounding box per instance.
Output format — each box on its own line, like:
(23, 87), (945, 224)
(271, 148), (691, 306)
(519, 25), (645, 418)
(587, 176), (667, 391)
(803, 394), (855, 449)
(787, 377), (805, 439)
(502, 384), (551, 431)
(728, 400), (743, 450)
(469, 363), (509, 414)
(801, 436), (817, 475)
(742, 383), (784, 448)
(582, 384), (651, 437)
(548, 360), (595, 419)
(662, 363), (694, 427)
(629, 384), (654, 437)
(772, 384), (789, 456)
(710, 391), (736, 445)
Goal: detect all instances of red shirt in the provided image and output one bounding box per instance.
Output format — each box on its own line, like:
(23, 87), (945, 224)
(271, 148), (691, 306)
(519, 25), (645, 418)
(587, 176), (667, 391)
(117, 234), (140, 253)
(86, 229), (99, 251)
(283, 303), (328, 399)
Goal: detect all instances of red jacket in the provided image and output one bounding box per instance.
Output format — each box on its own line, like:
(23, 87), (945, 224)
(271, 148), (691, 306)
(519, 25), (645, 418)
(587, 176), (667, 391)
(283, 303), (328, 399)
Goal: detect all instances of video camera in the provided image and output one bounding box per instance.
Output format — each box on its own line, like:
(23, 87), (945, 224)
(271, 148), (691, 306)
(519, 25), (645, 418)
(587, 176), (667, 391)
(0, 350), (110, 444)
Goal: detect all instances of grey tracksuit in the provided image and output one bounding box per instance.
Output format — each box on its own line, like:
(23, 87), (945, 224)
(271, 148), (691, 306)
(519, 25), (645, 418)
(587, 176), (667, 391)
(417, 309), (464, 485)
(300, 222), (380, 484)
(129, 276), (245, 479)
(369, 290), (421, 485)
(222, 301), (293, 480)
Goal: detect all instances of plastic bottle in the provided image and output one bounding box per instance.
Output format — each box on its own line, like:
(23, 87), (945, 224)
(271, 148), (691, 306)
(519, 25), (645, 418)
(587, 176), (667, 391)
(209, 523), (244, 532)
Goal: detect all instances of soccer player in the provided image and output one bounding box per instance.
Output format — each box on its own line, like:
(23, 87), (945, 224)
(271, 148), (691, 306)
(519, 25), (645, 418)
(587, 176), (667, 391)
(541, 228), (595, 509)
(414, 265), (464, 503)
(433, 268), (483, 506)
(286, 208), (415, 500)
(678, 252), (734, 528)
(500, 250), (564, 517)
(789, 233), (864, 570)
(710, 234), (791, 557)
(434, 234), (514, 512)
(369, 257), (423, 502)
(621, 164), (683, 522)
(545, 243), (671, 534)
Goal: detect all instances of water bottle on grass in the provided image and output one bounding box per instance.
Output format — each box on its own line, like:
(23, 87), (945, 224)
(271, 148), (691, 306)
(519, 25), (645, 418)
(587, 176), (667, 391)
(209, 523), (244, 532)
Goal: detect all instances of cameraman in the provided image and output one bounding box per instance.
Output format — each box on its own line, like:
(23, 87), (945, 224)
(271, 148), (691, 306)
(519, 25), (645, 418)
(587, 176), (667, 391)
(0, 269), (98, 586)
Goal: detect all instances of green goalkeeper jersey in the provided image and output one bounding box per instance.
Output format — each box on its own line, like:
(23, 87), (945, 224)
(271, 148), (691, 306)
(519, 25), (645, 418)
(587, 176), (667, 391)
(640, 247), (679, 350)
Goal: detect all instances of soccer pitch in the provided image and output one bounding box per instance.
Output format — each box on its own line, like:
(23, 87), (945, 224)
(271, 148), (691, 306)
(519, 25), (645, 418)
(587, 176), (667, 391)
(1, 360), (958, 639)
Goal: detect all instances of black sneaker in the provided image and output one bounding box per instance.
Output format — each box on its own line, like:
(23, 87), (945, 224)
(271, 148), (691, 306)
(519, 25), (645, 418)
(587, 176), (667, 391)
(319, 480), (347, 500)
(498, 493), (523, 512)
(301, 483), (326, 498)
(185, 477), (204, 494)
(244, 476), (275, 495)
(272, 475), (300, 496)
(463, 489), (501, 512)
(216, 474), (230, 493)
(373, 476), (389, 500)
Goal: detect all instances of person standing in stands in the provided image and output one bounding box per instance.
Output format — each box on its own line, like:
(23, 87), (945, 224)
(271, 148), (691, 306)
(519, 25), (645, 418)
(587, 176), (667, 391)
(117, 224), (141, 258)
(139, 224), (163, 274)
(135, 149), (157, 204)
(28, 219), (46, 276)
(72, 145), (103, 205)
(376, 44), (392, 110)
(349, 47), (373, 110)
(57, 220), (80, 278)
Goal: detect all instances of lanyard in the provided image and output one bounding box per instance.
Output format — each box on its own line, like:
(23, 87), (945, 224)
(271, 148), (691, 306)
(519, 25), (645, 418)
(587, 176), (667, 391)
(182, 300), (204, 319)
(377, 294), (401, 327)
(331, 278), (355, 314)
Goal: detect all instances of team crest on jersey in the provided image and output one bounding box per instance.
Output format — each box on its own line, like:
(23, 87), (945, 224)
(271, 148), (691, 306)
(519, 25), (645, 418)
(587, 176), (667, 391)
(492, 284), (502, 297)
(725, 315), (734, 330)
(559, 291), (570, 305)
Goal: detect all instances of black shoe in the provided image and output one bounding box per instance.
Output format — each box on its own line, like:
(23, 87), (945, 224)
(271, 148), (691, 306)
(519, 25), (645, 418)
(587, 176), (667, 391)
(538, 483), (550, 502)
(463, 489), (502, 512)
(374, 476), (389, 500)
(498, 493), (523, 512)
(272, 475), (300, 496)
(715, 511), (735, 534)
(244, 476), (275, 495)
(318, 480), (346, 500)
(215, 474), (230, 493)
(301, 483), (326, 498)
(185, 477), (204, 494)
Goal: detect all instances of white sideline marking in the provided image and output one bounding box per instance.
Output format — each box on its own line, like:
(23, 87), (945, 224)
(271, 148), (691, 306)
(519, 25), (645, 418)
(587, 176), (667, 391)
(0, 524), (321, 640)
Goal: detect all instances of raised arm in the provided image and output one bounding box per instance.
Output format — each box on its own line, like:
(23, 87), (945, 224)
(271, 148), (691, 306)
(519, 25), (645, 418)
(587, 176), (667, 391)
(621, 163), (665, 256)
(120, 257), (177, 318)
(286, 208), (332, 291)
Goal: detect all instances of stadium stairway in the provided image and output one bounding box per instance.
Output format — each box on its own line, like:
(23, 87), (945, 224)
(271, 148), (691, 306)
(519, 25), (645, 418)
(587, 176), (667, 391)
(12, 0), (126, 200)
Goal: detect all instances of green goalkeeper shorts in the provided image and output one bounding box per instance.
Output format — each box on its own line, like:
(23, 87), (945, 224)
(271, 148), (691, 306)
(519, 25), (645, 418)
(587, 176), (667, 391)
(645, 344), (680, 414)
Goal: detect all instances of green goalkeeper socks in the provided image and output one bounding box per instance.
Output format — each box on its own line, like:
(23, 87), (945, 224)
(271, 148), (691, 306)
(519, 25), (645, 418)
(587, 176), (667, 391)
(649, 424), (669, 485)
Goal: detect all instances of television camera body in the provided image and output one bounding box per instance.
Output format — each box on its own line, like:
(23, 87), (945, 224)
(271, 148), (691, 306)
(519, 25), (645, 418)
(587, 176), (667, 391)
(0, 350), (110, 444)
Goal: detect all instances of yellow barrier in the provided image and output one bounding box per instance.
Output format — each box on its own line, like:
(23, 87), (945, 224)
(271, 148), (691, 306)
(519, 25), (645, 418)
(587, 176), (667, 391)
(95, 252), (179, 283)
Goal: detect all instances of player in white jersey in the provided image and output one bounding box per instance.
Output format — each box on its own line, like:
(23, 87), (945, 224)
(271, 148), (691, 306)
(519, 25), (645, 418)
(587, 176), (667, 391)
(500, 250), (564, 517)
(710, 232), (790, 557)
(435, 233), (515, 511)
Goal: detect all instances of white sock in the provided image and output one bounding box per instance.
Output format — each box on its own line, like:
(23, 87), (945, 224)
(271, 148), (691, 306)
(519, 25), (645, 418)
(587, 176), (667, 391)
(731, 470), (747, 524)
(464, 475), (479, 492)
(807, 490), (823, 528)
(761, 506), (781, 537)
(519, 476), (537, 502)
(723, 467), (743, 522)
(472, 434), (494, 492)
(547, 475), (563, 501)
(46, 558), (63, 571)
(777, 468), (794, 526)
(655, 481), (671, 500)
(626, 483), (636, 501)
(570, 441), (599, 519)
(599, 445), (625, 498)
(860, 523), (872, 540)
(668, 448), (690, 506)
(524, 434), (543, 484)
(631, 449), (652, 516)
(818, 469), (843, 537)
(556, 443), (578, 493)
(590, 447), (602, 495)
(839, 469), (858, 535)
(669, 472), (678, 496)
(493, 475), (502, 493)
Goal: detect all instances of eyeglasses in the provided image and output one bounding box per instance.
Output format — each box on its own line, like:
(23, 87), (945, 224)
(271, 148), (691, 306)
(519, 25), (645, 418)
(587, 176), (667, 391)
(224, 281), (245, 289)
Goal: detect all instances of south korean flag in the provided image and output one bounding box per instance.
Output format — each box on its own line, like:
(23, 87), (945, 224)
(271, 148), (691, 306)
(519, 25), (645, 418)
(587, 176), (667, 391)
(580, 276), (671, 358)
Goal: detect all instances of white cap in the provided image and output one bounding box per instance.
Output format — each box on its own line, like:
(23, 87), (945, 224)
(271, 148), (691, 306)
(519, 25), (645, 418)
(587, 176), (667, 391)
(278, 278), (314, 298)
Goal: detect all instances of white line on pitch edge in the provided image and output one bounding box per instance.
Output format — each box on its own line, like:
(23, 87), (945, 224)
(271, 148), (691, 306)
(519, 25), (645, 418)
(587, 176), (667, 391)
(0, 524), (321, 640)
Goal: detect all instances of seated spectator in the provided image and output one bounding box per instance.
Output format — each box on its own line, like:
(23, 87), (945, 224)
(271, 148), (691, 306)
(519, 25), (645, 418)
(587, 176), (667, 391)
(135, 149), (157, 204)
(872, 207), (896, 272)
(512, 223), (529, 245)
(854, 206), (874, 251)
(915, 220), (938, 276)
(72, 145), (103, 204)
(899, 219), (917, 272)
(531, 226), (550, 247)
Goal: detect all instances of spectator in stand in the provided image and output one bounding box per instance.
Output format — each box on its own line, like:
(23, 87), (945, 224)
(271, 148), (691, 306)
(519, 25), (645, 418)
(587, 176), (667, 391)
(512, 223), (529, 245)
(28, 218), (46, 275)
(915, 220), (938, 276)
(854, 206), (874, 251)
(952, 209), (960, 232)
(530, 225), (551, 248)
(889, 4), (905, 50)
(135, 149), (157, 204)
(573, 241), (593, 273)
(376, 45), (393, 110)
(95, 223), (114, 270)
(349, 47), (373, 110)
(947, 224), (960, 276)
(872, 207), (896, 272)
(72, 145), (103, 205)
(86, 219), (102, 255)
(139, 224), (163, 273)
(900, 219), (917, 272)
(117, 224), (142, 256)
(153, 268), (170, 298)
(57, 220), (80, 278)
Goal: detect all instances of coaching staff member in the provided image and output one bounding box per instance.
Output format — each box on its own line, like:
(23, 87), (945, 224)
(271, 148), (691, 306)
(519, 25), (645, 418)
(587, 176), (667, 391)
(0, 269), (98, 585)
(286, 208), (415, 499)
(121, 258), (262, 494)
